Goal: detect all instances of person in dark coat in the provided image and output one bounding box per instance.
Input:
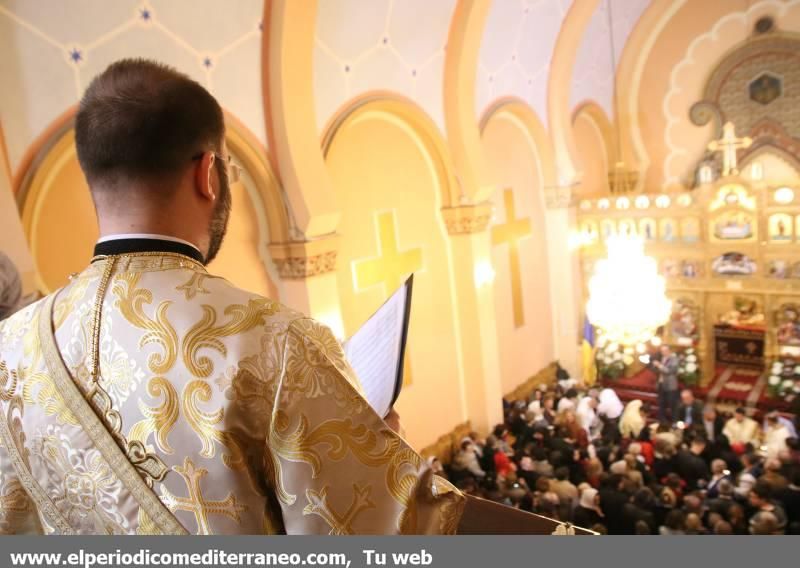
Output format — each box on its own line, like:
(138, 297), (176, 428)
(598, 474), (629, 535)
(622, 488), (657, 534)
(573, 488), (605, 529)
(675, 439), (710, 490)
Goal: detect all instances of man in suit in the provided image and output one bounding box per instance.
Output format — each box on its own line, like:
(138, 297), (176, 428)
(653, 345), (680, 423)
(702, 405), (726, 445)
(676, 389), (704, 427)
(675, 439), (711, 491)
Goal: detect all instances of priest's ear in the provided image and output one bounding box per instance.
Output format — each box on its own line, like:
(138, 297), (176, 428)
(193, 151), (217, 203)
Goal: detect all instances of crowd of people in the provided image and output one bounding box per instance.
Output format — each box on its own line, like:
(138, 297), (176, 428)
(436, 366), (800, 535)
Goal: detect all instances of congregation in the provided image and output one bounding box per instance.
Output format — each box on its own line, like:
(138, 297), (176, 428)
(440, 368), (800, 535)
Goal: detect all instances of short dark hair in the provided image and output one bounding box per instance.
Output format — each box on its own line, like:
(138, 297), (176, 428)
(75, 58), (224, 189)
(751, 480), (772, 500)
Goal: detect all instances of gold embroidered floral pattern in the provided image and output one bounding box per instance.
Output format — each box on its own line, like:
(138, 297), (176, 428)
(22, 372), (79, 426)
(0, 303), (34, 348)
(53, 276), (91, 330)
(182, 380), (245, 470)
(176, 273), (211, 300)
(128, 377), (179, 454)
(182, 298), (280, 378)
(161, 457), (247, 535)
(270, 413), (399, 477)
(262, 442), (295, 506)
(0, 253), (465, 535)
(98, 338), (145, 404)
(36, 427), (128, 534)
(112, 272), (179, 375)
(0, 361), (19, 401)
(303, 484), (375, 535)
(0, 477), (34, 534)
(283, 323), (367, 414)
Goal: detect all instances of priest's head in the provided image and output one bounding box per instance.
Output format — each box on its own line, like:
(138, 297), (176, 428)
(75, 58), (232, 264)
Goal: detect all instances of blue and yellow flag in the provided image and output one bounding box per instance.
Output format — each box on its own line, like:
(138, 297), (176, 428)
(581, 317), (597, 386)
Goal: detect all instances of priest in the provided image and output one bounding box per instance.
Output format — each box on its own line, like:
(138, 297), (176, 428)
(0, 59), (464, 535)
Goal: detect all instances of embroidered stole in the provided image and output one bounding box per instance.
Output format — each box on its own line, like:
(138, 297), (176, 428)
(0, 293), (188, 535)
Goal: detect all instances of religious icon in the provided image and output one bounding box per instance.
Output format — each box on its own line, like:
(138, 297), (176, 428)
(681, 218), (700, 243)
(681, 260), (701, 279)
(776, 304), (800, 347)
(659, 218), (676, 242)
(792, 262), (800, 280)
(670, 298), (700, 343)
(639, 218), (656, 241)
(711, 252), (756, 276)
(662, 259), (679, 278)
(600, 219), (616, 240)
(719, 297), (764, 327)
(712, 211), (754, 241)
(618, 219), (636, 237)
(768, 260), (789, 279)
(581, 221), (599, 243)
(749, 73), (782, 106)
(768, 214), (793, 243)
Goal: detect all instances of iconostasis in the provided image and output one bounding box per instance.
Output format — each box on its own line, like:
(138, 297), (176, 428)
(576, 177), (800, 384)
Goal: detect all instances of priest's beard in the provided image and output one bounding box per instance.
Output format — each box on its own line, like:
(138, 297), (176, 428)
(204, 165), (232, 264)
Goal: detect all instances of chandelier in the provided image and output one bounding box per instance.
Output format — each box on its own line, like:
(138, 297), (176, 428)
(586, 236), (671, 346)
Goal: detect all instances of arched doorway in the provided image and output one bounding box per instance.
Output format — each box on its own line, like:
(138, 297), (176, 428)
(322, 96), (466, 447)
(17, 114), (282, 299)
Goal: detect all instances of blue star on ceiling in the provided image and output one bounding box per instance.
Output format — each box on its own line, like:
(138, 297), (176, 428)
(140, 8), (151, 21)
(202, 56), (212, 68)
(69, 48), (82, 63)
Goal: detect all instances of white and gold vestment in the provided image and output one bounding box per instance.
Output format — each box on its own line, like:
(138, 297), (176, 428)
(0, 252), (463, 534)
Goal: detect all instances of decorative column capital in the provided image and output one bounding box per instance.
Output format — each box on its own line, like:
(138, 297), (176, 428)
(268, 234), (339, 279)
(441, 202), (494, 235)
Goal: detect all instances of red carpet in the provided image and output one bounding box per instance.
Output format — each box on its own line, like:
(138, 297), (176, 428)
(601, 369), (658, 407)
(604, 365), (785, 416)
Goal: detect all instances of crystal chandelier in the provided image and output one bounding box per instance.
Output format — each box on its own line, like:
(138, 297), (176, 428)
(586, 236), (672, 346)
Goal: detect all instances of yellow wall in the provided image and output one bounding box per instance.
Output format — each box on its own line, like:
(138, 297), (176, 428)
(207, 175), (279, 300)
(20, 131), (97, 293)
(481, 110), (555, 395)
(20, 129), (278, 298)
(324, 101), (467, 448)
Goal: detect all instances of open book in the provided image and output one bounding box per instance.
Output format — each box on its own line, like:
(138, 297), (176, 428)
(342, 275), (414, 418)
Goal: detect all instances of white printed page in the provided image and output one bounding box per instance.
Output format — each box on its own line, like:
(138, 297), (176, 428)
(343, 283), (408, 418)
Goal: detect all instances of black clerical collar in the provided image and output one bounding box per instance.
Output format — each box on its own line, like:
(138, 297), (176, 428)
(93, 235), (205, 265)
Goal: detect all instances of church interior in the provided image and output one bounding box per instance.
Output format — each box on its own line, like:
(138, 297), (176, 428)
(2, 0), (800, 535)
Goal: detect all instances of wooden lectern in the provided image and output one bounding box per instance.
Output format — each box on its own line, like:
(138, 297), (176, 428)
(457, 495), (596, 535)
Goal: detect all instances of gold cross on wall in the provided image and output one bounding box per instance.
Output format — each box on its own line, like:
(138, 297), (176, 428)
(707, 121), (752, 177)
(353, 211), (422, 386)
(161, 457), (247, 535)
(353, 211), (423, 294)
(492, 189), (532, 328)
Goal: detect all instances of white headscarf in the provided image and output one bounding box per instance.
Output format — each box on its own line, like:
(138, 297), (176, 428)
(597, 388), (624, 419)
(619, 399), (646, 438)
(576, 396), (597, 433)
(0, 252), (22, 320)
(579, 487), (603, 516)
